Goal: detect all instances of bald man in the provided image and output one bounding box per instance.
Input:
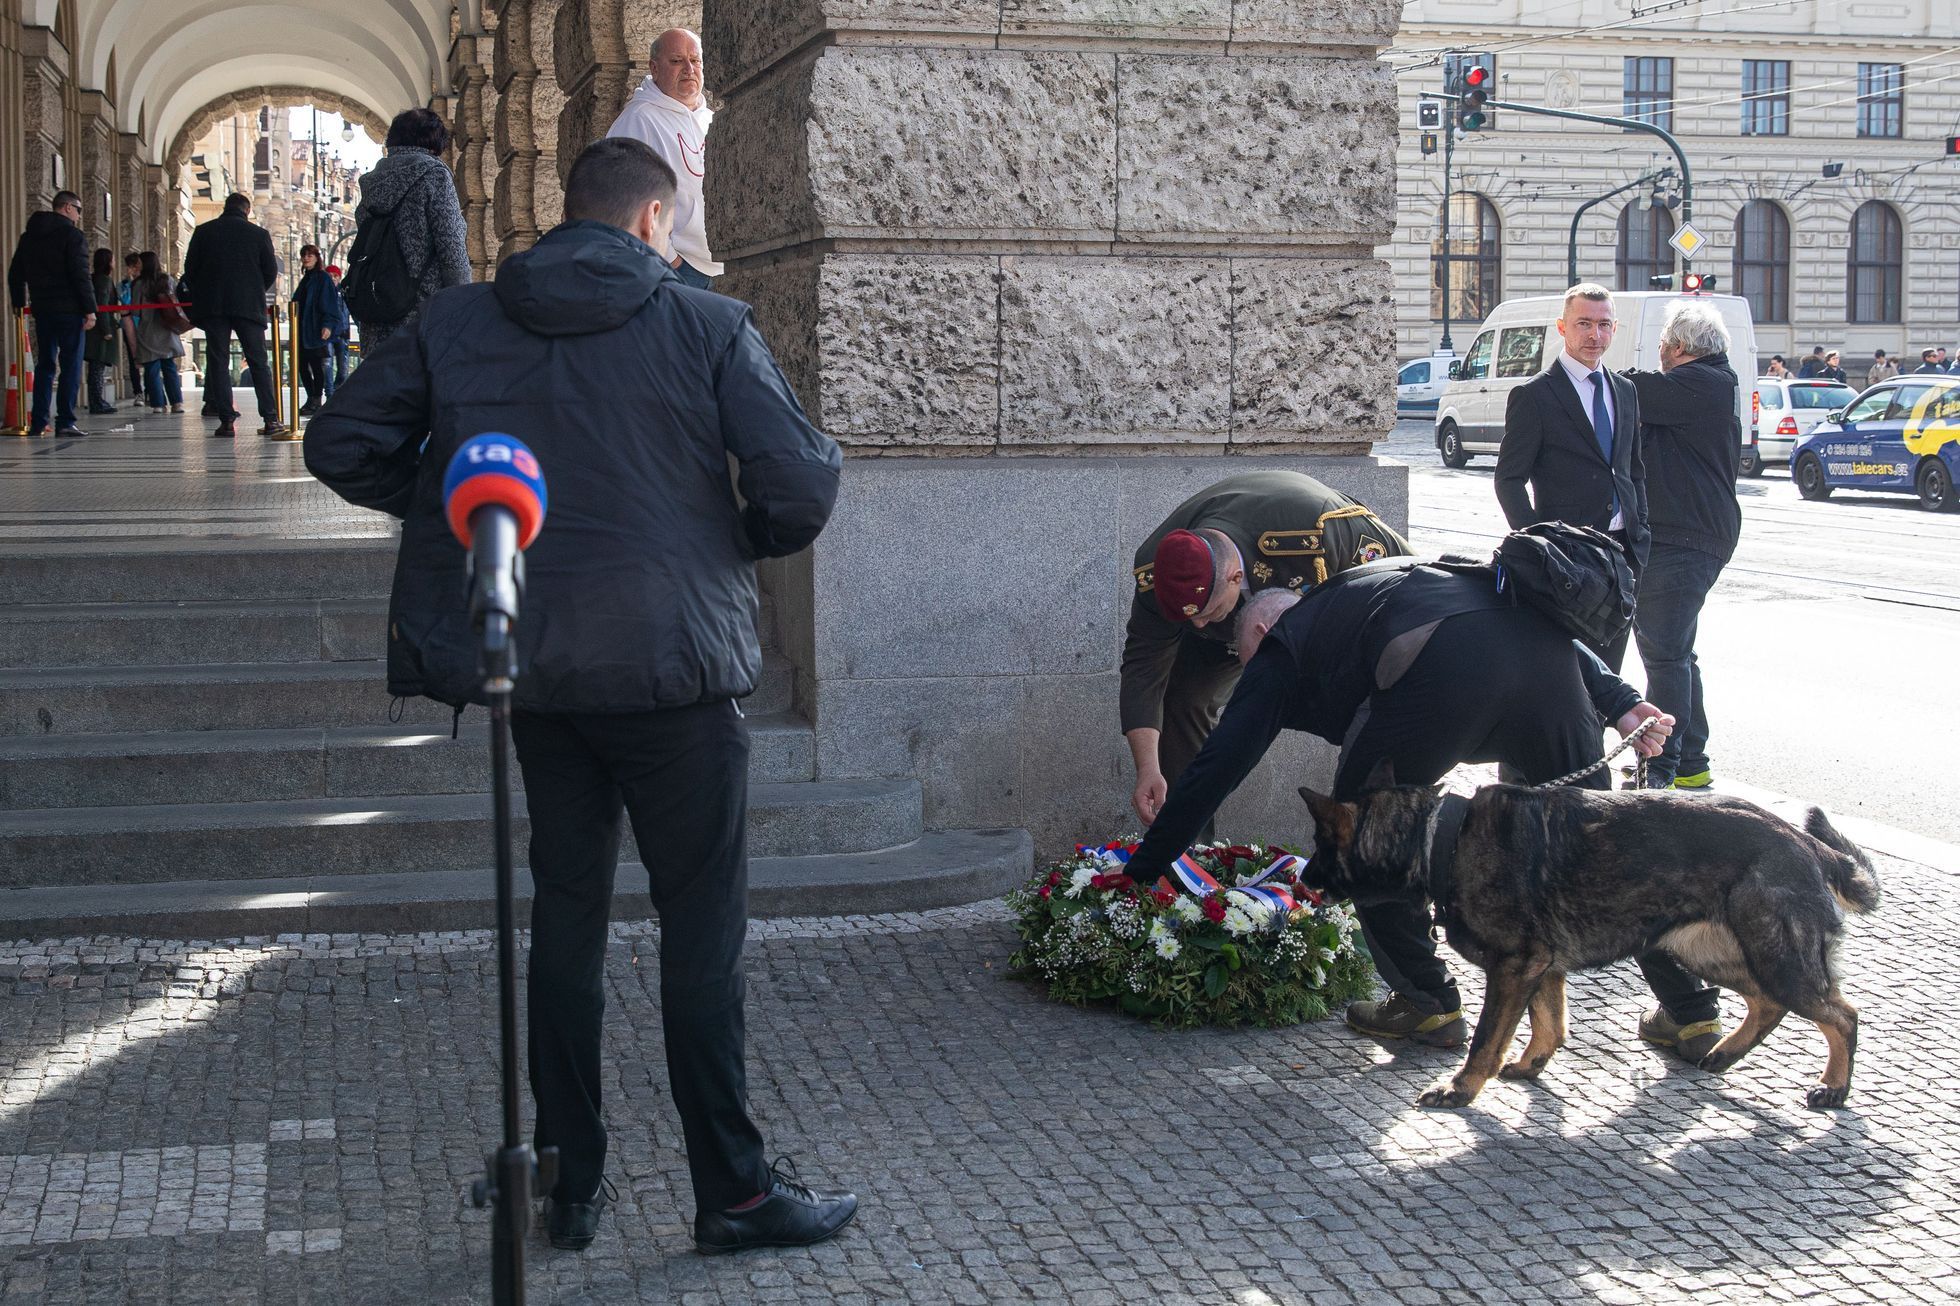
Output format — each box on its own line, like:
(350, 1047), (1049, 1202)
(606, 28), (721, 287)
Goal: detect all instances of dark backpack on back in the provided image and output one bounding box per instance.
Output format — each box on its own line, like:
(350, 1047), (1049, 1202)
(1490, 522), (1637, 650)
(340, 178), (427, 324)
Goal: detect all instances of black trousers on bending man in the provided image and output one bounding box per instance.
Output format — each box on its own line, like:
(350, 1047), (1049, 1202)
(200, 315), (277, 428)
(1334, 607), (1718, 1027)
(1156, 637), (1244, 846)
(511, 700), (772, 1216)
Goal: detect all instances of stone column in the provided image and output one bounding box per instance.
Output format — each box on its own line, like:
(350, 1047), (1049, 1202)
(552, 1), (699, 187)
(18, 24), (67, 212)
(705, 1), (1406, 853)
(116, 134), (147, 257)
(490, 0), (565, 262)
(143, 164), (173, 264)
(449, 12), (502, 278)
(78, 94), (115, 251)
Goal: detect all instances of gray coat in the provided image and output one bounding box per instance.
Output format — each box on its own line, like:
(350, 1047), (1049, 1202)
(352, 147), (471, 342)
(133, 275), (185, 364)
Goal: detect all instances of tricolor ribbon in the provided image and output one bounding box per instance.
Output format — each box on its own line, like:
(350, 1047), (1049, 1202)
(1076, 844), (1133, 866)
(1168, 853), (1221, 897)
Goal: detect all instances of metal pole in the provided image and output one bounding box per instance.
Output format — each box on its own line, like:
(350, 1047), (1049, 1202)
(266, 299), (283, 430)
(1568, 168), (1675, 288)
(1438, 123), (1455, 353)
(282, 303), (301, 436)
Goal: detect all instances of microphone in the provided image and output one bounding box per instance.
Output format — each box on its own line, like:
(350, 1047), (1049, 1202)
(442, 434), (547, 691)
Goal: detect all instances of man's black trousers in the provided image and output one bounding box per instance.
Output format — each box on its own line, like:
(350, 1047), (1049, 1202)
(1159, 635), (1243, 847)
(1335, 607), (1719, 1026)
(200, 316), (277, 424)
(511, 701), (770, 1214)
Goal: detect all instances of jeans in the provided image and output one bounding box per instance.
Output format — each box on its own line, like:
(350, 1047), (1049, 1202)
(672, 259), (714, 290)
(143, 357), (183, 408)
(512, 701), (770, 1214)
(30, 312), (85, 432)
(1632, 543), (1726, 785)
(330, 340), (349, 385)
(200, 317), (277, 426)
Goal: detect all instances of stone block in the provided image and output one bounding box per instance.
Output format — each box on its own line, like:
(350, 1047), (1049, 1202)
(1117, 55), (1397, 246)
(813, 676), (1024, 832)
(1000, 257), (1230, 445)
(1230, 258), (1397, 443)
(710, 47), (1116, 257)
(1229, 0), (1402, 50)
(1000, 1), (1232, 42)
(706, 0), (1000, 91)
(717, 251), (823, 416)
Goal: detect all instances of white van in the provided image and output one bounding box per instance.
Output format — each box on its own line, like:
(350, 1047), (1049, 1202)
(1432, 292), (1758, 468)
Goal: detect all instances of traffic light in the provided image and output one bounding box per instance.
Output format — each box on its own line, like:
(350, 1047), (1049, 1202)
(1682, 273), (1718, 293)
(190, 153), (213, 200)
(1443, 52), (1497, 132)
(1648, 275), (1674, 291)
(1947, 136), (1960, 156)
(1417, 99), (1443, 132)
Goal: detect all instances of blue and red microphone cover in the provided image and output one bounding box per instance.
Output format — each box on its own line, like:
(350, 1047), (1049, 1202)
(442, 433), (547, 550)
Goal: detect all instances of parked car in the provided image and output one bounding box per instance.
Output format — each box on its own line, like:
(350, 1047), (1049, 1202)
(1744, 377), (1857, 475)
(1396, 352), (1455, 415)
(1433, 291), (1758, 468)
(1790, 374), (1960, 512)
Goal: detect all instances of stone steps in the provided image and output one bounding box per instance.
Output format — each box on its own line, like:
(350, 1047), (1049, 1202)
(0, 714), (816, 809)
(0, 778), (924, 887)
(0, 539), (398, 605)
(0, 828), (1034, 937)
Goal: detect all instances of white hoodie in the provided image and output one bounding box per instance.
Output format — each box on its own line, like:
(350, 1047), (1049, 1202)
(605, 78), (721, 277)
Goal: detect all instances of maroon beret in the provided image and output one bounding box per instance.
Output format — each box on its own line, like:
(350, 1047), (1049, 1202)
(1153, 529), (1215, 622)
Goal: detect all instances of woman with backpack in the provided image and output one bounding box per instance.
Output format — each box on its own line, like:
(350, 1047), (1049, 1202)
(131, 250), (189, 414)
(290, 244), (344, 415)
(346, 108), (470, 349)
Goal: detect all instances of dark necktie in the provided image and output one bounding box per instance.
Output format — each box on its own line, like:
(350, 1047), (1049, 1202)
(1589, 372), (1619, 518)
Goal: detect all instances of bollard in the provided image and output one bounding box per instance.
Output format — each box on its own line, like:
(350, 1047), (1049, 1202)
(283, 303), (302, 438)
(3, 309), (31, 436)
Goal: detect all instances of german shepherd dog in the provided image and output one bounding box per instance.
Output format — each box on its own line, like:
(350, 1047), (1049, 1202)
(1299, 779), (1881, 1111)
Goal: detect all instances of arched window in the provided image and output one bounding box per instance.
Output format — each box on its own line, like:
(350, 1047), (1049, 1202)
(1431, 192), (1500, 323)
(1847, 201), (1903, 324)
(1616, 204), (1676, 291)
(1733, 200), (1791, 323)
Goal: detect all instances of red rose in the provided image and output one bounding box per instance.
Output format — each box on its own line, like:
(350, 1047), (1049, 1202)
(1151, 888), (1176, 908)
(1039, 885), (1052, 899)
(1104, 873), (1134, 893)
(1223, 845), (1259, 863)
(1202, 896), (1227, 924)
(1047, 870), (1062, 887)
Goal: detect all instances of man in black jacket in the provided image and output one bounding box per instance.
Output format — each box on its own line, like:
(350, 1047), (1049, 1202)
(304, 137), (855, 1255)
(6, 190), (98, 437)
(1120, 566), (1720, 1057)
(181, 193), (282, 439)
(1623, 302), (1741, 797)
(1494, 284), (1648, 668)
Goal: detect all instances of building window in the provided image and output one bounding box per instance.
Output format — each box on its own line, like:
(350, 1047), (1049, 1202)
(1857, 63), (1904, 137)
(1430, 192), (1500, 323)
(1847, 201), (1903, 323)
(1624, 57), (1674, 131)
(1740, 60), (1790, 135)
(1616, 204), (1676, 291)
(1733, 201), (1791, 324)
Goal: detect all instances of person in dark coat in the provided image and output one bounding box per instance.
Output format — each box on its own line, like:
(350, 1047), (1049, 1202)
(86, 247), (121, 414)
(290, 244), (343, 415)
(6, 190), (98, 437)
(323, 264), (351, 397)
(1493, 283), (1649, 668)
(349, 108), (471, 349)
(1622, 302), (1741, 794)
(304, 136), (856, 1258)
(180, 192), (283, 438)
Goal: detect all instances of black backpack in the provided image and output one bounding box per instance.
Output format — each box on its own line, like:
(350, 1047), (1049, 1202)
(1489, 522), (1637, 650)
(340, 177), (428, 324)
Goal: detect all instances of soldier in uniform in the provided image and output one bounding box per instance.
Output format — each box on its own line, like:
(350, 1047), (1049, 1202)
(1121, 470), (1410, 834)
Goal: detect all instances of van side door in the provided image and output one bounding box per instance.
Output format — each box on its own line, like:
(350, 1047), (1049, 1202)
(1458, 331), (1496, 438)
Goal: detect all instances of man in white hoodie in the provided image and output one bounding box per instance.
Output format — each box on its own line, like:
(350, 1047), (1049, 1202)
(605, 28), (722, 287)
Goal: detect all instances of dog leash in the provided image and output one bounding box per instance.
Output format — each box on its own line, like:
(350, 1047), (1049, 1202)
(1533, 716), (1661, 790)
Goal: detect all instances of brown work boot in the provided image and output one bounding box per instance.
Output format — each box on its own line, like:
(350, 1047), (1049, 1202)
(1346, 993), (1468, 1047)
(1639, 1006), (1724, 1064)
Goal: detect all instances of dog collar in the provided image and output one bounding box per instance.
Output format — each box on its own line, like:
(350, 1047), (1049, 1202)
(1424, 792), (1473, 922)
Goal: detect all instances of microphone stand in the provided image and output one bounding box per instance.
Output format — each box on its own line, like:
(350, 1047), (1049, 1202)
(464, 510), (556, 1305)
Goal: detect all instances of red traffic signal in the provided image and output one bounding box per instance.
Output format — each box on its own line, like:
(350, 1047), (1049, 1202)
(1465, 65), (1490, 89)
(1948, 135), (1960, 155)
(1682, 272), (1718, 293)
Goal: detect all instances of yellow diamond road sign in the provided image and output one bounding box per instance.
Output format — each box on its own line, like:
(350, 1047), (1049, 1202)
(1669, 222), (1707, 259)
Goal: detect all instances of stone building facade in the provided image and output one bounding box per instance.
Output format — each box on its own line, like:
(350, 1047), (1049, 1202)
(1387, 0), (1960, 364)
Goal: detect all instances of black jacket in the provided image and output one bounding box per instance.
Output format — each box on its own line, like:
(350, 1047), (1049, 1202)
(1495, 364), (1650, 567)
(303, 220), (843, 713)
(6, 211), (94, 317)
(1623, 353), (1742, 561)
(180, 212), (277, 326)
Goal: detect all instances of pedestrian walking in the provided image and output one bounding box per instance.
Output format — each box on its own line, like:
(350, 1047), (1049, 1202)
(1914, 348), (1943, 374)
(346, 108), (470, 350)
(1867, 350), (1898, 387)
(118, 251), (143, 404)
(86, 247), (121, 414)
(1764, 355), (1790, 379)
(1818, 351), (1847, 385)
(1624, 301), (1740, 792)
(5, 189), (97, 437)
(306, 136), (855, 1256)
(323, 264), (351, 397)
(1493, 283), (1648, 668)
(1796, 346), (1826, 378)
(131, 251), (188, 414)
(290, 244), (343, 415)
(605, 28), (721, 287)
(180, 192), (283, 438)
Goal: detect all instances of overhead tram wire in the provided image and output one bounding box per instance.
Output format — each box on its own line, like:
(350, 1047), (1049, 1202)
(1385, 0), (1818, 71)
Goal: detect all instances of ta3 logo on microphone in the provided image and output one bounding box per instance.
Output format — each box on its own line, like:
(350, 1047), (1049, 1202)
(460, 438), (542, 482)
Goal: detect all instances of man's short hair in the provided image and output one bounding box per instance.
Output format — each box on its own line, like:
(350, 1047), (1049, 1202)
(51, 190), (81, 213)
(1875, 349), (1887, 359)
(1659, 302), (1730, 359)
(223, 192), (251, 215)
(563, 137), (678, 231)
(1561, 282), (1613, 315)
(385, 107), (450, 155)
(1238, 588), (1301, 645)
(122, 251), (141, 267)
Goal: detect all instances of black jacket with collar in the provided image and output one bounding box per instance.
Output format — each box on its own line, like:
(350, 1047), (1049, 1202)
(6, 210), (94, 317)
(303, 220), (842, 714)
(1622, 352), (1741, 562)
(180, 212), (278, 326)
(1494, 362), (1650, 567)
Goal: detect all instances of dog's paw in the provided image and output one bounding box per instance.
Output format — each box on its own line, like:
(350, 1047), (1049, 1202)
(1697, 1048), (1739, 1074)
(1499, 1055), (1549, 1081)
(1805, 1082), (1850, 1110)
(1417, 1083), (1475, 1109)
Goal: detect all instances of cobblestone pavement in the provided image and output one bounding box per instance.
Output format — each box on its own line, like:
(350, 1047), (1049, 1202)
(3, 855), (1956, 1306)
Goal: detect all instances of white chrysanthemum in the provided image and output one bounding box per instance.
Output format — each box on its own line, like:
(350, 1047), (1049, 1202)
(1153, 934), (1181, 961)
(1170, 896), (1203, 923)
(1065, 865), (1097, 898)
(1222, 904), (1258, 937)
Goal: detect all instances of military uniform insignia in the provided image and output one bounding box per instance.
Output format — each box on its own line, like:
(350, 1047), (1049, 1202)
(1354, 535), (1387, 564)
(1182, 603), (1200, 616)
(1250, 560), (1273, 584)
(1257, 530), (1323, 557)
(1133, 564), (1154, 594)
(1285, 575), (1305, 591)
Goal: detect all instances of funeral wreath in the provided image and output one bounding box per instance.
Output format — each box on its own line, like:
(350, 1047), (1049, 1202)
(1008, 841), (1376, 1028)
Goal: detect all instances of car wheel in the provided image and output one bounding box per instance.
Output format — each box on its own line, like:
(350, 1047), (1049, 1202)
(1794, 452), (1832, 501)
(1738, 446), (1761, 478)
(1916, 459), (1957, 512)
(1438, 421), (1470, 469)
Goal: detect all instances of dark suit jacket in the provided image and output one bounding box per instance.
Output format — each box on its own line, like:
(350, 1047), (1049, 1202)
(1494, 364), (1650, 566)
(180, 213), (277, 327)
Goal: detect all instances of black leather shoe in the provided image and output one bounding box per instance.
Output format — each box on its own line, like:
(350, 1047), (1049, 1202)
(694, 1157), (858, 1255)
(546, 1177), (614, 1251)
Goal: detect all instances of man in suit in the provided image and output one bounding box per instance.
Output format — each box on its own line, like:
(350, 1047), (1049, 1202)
(1494, 283), (1648, 668)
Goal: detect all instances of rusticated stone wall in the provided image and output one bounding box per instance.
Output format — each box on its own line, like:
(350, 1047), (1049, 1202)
(491, 0), (566, 262)
(448, 10), (501, 279)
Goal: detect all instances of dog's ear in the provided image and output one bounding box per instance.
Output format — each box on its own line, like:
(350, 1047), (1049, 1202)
(1297, 787), (1355, 846)
(1363, 758), (1398, 790)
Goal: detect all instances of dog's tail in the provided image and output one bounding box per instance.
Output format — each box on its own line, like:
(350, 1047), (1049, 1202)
(1804, 807), (1881, 915)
